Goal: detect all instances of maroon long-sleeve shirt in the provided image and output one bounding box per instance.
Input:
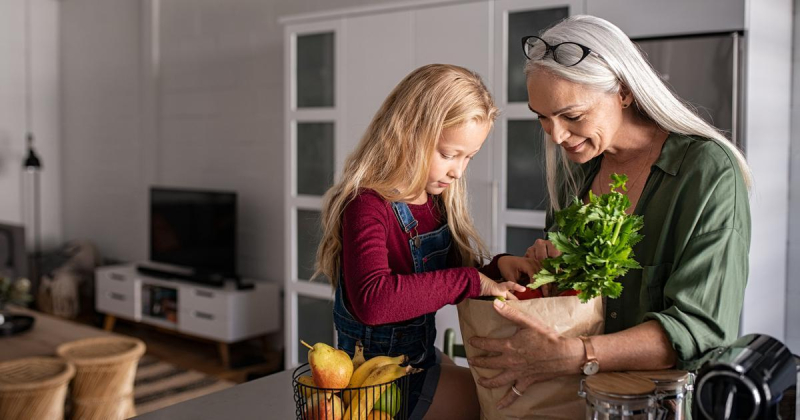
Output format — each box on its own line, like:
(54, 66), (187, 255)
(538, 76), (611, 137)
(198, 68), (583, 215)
(341, 189), (500, 326)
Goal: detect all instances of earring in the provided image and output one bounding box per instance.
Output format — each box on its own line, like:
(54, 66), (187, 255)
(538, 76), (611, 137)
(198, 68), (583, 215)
(622, 103), (630, 108)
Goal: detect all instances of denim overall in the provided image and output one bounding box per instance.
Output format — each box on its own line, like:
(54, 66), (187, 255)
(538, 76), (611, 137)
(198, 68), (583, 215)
(334, 201), (452, 419)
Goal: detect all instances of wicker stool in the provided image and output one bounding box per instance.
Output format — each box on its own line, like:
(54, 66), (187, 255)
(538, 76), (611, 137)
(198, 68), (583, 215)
(56, 336), (146, 420)
(0, 357), (75, 420)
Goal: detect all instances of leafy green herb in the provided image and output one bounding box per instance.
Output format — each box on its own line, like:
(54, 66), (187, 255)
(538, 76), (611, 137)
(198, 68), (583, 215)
(530, 173), (644, 303)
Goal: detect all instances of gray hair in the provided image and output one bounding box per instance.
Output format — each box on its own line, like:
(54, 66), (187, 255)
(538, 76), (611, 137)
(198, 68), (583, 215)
(525, 15), (752, 211)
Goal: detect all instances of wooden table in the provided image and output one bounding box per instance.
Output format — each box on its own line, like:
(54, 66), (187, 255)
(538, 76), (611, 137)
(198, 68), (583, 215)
(0, 307), (114, 361)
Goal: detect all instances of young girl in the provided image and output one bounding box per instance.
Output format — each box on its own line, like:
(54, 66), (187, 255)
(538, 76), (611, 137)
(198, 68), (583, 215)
(315, 64), (537, 419)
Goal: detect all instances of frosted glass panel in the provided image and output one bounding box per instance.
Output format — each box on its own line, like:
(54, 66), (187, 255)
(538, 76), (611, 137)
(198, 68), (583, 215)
(506, 226), (545, 257)
(297, 123), (334, 196)
(507, 120), (547, 210)
(297, 32), (334, 108)
(297, 295), (334, 364)
(297, 209), (322, 281)
(508, 8), (569, 103)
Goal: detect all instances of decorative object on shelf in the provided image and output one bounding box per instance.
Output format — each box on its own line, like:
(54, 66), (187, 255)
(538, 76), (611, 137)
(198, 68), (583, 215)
(0, 276), (35, 337)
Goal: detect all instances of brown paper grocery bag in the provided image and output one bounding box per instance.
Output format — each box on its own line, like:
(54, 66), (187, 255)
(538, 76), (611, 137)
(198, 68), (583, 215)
(457, 296), (604, 420)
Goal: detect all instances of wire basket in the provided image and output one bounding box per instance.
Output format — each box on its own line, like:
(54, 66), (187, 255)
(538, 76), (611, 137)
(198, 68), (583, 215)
(292, 363), (411, 420)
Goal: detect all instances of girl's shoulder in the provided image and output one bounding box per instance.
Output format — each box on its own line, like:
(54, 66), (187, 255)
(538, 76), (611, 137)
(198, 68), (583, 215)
(345, 188), (393, 219)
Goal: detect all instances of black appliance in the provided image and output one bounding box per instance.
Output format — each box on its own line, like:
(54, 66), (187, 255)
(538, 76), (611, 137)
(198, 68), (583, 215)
(693, 334), (798, 419)
(145, 187), (237, 287)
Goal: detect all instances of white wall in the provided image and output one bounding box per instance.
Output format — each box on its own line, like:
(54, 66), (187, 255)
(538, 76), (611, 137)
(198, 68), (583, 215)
(0, 0), (61, 251)
(741, 0), (792, 342)
(60, 0), (401, 281)
(61, 0), (148, 264)
(787, 0), (800, 354)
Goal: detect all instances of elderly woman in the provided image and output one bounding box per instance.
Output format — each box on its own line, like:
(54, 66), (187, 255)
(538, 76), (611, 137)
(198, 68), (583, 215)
(469, 15), (751, 409)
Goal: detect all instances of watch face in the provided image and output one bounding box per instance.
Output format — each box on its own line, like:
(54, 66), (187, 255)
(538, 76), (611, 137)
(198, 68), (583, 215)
(583, 361), (599, 376)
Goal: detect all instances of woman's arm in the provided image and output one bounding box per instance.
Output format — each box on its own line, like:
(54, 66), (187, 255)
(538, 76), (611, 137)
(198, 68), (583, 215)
(467, 299), (676, 408)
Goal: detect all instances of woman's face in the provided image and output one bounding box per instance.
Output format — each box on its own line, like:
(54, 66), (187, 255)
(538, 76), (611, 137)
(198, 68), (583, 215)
(526, 69), (628, 164)
(425, 119), (490, 196)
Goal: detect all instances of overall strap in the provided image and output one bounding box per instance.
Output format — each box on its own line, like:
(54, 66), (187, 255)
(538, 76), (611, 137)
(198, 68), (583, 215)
(390, 201), (418, 233)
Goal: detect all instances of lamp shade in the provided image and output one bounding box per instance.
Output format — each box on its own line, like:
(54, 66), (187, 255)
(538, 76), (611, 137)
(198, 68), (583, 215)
(23, 133), (41, 170)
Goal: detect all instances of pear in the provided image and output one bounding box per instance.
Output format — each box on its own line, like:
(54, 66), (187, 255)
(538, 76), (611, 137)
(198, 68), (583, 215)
(303, 394), (344, 420)
(301, 340), (353, 390)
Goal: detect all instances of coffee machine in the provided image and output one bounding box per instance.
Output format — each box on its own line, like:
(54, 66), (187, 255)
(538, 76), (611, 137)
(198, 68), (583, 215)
(693, 334), (798, 419)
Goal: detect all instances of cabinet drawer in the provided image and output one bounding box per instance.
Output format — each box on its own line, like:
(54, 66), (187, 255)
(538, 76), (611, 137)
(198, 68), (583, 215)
(180, 286), (228, 316)
(96, 286), (138, 319)
(179, 307), (228, 341)
(97, 268), (137, 296)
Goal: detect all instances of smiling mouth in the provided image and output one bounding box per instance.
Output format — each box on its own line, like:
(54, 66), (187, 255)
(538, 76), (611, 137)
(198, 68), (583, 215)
(563, 140), (587, 153)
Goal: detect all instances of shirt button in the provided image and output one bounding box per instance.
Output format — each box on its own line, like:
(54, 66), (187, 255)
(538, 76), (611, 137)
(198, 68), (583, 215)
(610, 312), (618, 319)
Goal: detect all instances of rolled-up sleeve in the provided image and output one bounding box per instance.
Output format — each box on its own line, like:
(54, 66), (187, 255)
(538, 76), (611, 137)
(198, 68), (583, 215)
(644, 228), (748, 370)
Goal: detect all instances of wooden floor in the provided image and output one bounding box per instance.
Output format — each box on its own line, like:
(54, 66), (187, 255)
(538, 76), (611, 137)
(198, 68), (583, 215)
(78, 313), (283, 384)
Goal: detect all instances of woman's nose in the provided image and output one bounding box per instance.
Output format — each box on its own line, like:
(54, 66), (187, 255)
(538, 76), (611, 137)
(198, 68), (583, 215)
(550, 121), (569, 144)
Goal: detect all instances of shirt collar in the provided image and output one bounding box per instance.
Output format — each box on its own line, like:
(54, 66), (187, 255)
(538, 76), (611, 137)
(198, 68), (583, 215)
(652, 132), (693, 176)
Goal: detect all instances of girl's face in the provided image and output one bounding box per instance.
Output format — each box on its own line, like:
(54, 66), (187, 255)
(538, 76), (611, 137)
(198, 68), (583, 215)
(526, 70), (629, 164)
(425, 119), (490, 197)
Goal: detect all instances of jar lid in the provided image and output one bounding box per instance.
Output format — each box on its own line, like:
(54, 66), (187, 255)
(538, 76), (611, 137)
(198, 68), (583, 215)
(585, 372), (656, 397)
(629, 370), (690, 390)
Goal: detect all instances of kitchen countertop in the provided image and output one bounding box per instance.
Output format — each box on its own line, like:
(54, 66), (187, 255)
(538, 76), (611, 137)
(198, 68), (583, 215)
(134, 368), (297, 419)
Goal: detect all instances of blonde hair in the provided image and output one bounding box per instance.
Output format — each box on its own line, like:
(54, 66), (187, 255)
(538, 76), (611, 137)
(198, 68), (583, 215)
(524, 15), (752, 212)
(315, 64), (498, 287)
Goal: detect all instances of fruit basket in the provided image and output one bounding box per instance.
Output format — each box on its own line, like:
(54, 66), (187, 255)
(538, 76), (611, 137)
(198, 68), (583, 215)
(292, 363), (411, 420)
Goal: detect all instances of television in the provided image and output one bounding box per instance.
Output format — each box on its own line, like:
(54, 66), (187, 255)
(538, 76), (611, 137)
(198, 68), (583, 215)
(149, 187), (237, 280)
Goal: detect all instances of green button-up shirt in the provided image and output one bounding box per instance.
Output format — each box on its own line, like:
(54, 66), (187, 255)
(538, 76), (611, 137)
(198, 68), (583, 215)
(547, 133), (751, 371)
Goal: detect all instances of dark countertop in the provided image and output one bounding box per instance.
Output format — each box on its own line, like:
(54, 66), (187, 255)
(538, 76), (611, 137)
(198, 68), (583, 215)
(135, 368), (297, 419)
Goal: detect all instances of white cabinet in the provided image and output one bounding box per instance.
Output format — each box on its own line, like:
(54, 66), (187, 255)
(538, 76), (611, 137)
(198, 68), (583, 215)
(95, 264), (280, 365)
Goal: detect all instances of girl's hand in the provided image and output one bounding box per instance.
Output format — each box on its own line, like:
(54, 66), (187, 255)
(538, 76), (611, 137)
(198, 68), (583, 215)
(467, 298), (584, 409)
(479, 273), (526, 300)
(496, 256), (538, 284)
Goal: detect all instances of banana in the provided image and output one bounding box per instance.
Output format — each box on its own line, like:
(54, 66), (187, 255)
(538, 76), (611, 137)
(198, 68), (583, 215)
(342, 354), (407, 407)
(352, 340), (366, 371)
(348, 354), (407, 389)
(344, 364), (417, 420)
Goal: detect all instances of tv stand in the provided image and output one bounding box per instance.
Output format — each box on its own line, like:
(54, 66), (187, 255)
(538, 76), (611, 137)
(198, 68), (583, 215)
(96, 263), (280, 367)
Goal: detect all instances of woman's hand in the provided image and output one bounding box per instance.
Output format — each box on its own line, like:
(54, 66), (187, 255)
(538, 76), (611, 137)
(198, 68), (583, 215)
(496, 256), (538, 284)
(524, 239), (561, 269)
(524, 239), (561, 296)
(478, 273), (526, 300)
(467, 298), (584, 409)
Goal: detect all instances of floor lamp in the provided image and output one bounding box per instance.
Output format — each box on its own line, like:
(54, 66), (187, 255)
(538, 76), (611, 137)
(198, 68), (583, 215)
(21, 0), (42, 298)
(23, 134), (42, 294)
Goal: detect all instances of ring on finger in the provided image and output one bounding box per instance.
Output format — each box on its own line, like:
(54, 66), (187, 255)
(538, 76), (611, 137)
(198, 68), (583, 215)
(511, 384), (523, 397)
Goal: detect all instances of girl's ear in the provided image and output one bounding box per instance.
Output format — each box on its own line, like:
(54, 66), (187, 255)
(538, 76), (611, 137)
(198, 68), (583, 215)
(618, 84), (634, 108)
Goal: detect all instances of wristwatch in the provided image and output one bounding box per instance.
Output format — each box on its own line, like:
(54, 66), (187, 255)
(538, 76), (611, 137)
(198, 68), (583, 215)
(579, 336), (599, 375)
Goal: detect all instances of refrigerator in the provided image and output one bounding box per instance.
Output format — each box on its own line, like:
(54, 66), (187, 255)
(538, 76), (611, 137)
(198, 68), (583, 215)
(634, 33), (743, 148)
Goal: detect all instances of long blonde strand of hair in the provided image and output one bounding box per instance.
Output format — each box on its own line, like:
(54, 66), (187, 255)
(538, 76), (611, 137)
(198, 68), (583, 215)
(314, 64), (497, 288)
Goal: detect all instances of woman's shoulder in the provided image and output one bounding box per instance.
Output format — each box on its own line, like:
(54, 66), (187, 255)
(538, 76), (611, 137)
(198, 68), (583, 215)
(665, 133), (744, 181)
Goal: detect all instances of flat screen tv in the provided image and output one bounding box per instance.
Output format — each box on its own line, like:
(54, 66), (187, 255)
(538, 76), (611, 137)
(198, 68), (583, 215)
(150, 187), (237, 277)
